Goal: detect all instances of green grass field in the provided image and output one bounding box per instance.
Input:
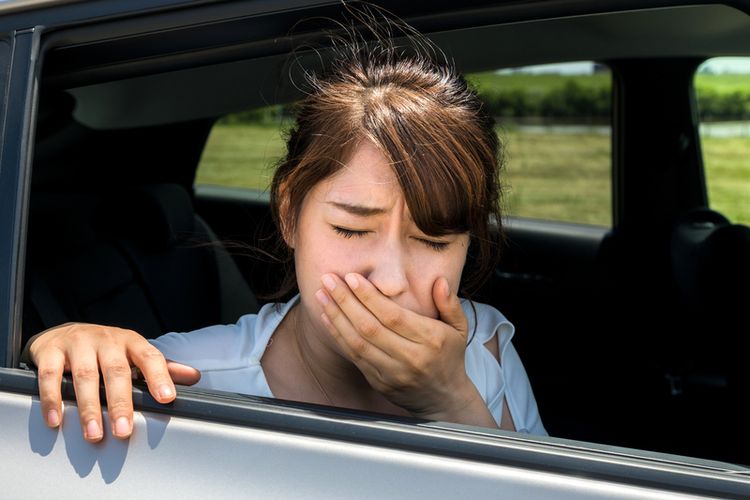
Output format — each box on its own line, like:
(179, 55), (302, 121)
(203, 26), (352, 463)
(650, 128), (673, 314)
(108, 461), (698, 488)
(695, 73), (750, 94)
(466, 71), (750, 95)
(196, 122), (749, 227)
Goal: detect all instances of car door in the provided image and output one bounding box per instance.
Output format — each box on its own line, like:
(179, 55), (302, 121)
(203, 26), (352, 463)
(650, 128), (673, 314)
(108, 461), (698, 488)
(1, 0), (750, 498)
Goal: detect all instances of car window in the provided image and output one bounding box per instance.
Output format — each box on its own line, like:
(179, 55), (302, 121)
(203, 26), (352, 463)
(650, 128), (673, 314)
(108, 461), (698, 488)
(466, 62), (612, 227)
(197, 62), (614, 229)
(694, 57), (750, 225)
(195, 108), (289, 191)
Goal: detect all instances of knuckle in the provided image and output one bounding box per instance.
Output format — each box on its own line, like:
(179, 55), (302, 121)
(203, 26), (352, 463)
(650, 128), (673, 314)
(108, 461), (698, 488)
(332, 287), (350, 305)
(391, 371), (415, 389)
(427, 333), (446, 351)
(39, 393), (60, 409)
(37, 365), (62, 380)
(136, 346), (166, 363)
(352, 338), (368, 356)
(102, 363), (132, 379)
(67, 325), (93, 342)
(77, 404), (101, 421)
(107, 396), (133, 414)
(383, 310), (403, 329)
(72, 366), (100, 381)
(410, 354), (431, 377)
(358, 320), (379, 339)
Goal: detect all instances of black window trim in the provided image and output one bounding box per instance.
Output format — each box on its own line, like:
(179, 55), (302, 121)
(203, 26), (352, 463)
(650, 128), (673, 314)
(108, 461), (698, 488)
(0, 27), (40, 369)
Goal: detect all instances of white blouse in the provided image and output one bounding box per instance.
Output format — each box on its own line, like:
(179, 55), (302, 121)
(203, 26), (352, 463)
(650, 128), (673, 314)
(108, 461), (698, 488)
(150, 295), (547, 435)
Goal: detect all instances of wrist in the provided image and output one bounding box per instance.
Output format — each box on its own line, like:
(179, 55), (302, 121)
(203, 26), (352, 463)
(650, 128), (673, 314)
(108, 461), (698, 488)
(413, 378), (498, 429)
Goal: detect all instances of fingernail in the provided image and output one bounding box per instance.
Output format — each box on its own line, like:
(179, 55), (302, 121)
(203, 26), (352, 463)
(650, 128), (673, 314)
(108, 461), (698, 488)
(444, 279), (451, 298)
(315, 289), (329, 306)
(85, 420), (102, 440)
(322, 275), (336, 291)
(158, 384), (174, 400)
(344, 273), (359, 290)
(114, 416), (131, 437)
(47, 409), (60, 427)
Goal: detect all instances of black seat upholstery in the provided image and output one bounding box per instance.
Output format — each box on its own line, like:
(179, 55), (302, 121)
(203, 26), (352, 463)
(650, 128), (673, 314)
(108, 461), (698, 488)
(671, 208), (750, 314)
(668, 208), (749, 462)
(23, 183), (258, 345)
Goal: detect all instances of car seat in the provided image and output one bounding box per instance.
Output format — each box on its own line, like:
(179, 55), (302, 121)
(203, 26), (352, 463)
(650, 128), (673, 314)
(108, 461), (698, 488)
(668, 207), (749, 463)
(23, 183), (259, 346)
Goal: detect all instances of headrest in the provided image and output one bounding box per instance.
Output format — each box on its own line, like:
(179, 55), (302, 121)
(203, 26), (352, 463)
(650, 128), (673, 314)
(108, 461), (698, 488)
(101, 183), (196, 249)
(671, 208), (749, 309)
(700, 223), (750, 308)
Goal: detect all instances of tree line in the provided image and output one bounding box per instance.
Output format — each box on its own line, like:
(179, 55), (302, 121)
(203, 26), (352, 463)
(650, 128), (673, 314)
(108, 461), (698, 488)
(219, 80), (750, 124)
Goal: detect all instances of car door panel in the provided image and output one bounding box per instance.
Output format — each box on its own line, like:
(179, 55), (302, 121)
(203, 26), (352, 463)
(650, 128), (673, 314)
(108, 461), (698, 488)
(2, 368), (747, 499)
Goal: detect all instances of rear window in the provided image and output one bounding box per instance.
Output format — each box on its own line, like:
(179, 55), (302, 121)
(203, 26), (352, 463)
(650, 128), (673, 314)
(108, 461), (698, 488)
(196, 109), (289, 191)
(694, 57), (750, 225)
(467, 61), (612, 227)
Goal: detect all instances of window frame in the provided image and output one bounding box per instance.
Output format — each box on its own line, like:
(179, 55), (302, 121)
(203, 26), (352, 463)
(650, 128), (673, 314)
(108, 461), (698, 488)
(0, 27), (40, 368)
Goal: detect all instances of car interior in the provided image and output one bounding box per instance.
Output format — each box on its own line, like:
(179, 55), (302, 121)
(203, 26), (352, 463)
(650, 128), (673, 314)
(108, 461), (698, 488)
(20, 1), (750, 466)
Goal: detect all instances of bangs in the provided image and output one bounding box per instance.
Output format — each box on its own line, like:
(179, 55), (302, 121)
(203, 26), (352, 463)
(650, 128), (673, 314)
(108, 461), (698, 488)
(364, 88), (494, 238)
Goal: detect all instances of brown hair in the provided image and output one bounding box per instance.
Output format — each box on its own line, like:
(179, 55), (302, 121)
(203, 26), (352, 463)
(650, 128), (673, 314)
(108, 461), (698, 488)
(270, 15), (504, 298)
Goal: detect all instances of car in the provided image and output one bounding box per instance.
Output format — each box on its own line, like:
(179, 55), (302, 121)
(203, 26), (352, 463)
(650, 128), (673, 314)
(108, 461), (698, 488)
(1, 0), (749, 497)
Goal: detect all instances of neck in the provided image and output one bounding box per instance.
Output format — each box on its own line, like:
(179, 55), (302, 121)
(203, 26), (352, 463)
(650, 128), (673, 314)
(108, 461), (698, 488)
(288, 299), (372, 403)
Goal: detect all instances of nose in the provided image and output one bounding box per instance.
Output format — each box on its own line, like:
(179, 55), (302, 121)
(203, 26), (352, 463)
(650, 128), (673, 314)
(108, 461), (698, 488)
(365, 240), (409, 298)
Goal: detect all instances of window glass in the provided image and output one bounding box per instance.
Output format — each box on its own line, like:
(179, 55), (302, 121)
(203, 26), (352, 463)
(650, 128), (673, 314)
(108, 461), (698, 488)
(195, 108), (289, 191)
(197, 62), (612, 226)
(0, 38), (10, 128)
(466, 62), (611, 226)
(695, 57), (750, 225)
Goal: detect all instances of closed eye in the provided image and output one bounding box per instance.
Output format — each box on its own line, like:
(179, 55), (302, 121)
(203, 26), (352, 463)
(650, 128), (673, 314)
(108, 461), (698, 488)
(416, 238), (449, 251)
(332, 226), (370, 239)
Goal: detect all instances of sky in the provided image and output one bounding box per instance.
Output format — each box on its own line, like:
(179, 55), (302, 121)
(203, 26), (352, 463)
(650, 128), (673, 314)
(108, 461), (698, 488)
(699, 57), (750, 74)
(501, 58), (750, 75)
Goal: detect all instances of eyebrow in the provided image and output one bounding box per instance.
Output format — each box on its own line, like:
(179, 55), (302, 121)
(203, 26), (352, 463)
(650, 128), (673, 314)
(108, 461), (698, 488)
(327, 201), (387, 217)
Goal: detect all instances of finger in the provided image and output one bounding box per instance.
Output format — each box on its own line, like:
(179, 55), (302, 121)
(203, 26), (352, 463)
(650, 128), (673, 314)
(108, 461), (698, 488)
(320, 274), (414, 356)
(166, 361), (201, 386)
(340, 273), (423, 342)
(36, 348), (65, 428)
(319, 311), (398, 382)
(127, 342), (177, 403)
(315, 288), (395, 367)
(432, 277), (468, 335)
(98, 348), (134, 439)
(67, 346), (104, 442)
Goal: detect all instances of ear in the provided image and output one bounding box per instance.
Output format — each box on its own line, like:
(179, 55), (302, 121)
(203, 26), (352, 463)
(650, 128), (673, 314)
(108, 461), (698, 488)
(278, 179), (295, 249)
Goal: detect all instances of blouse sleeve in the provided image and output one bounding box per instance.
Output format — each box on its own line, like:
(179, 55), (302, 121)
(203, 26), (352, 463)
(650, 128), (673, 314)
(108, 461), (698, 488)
(463, 300), (547, 436)
(498, 341), (547, 435)
(148, 313), (260, 372)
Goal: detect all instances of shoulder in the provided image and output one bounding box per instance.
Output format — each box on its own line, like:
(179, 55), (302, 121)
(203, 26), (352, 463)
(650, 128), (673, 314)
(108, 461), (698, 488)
(460, 299), (515, 351)
(149, 297), (297, 371)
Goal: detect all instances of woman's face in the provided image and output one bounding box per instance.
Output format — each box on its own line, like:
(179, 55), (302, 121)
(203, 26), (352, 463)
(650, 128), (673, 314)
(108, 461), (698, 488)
(291, 140), (470, 323)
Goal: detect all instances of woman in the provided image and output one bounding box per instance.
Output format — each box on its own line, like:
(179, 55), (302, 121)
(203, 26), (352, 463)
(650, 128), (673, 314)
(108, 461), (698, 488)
(27, 26), (546, 442)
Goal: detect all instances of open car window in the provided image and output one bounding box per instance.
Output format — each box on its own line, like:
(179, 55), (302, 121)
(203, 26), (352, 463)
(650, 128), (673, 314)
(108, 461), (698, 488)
(695, 56), (750, 226)
(196, 62), (614, 227)
(468, 62), (612, 227)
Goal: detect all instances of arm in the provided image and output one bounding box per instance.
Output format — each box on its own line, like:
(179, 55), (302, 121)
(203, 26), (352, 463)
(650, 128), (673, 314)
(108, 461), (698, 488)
(27, 323), (199, 442)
